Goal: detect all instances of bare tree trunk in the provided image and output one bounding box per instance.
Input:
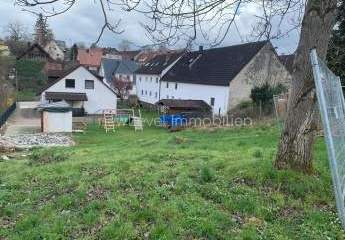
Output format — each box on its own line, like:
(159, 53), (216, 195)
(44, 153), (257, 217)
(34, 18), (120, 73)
(275, 0), (338, 174)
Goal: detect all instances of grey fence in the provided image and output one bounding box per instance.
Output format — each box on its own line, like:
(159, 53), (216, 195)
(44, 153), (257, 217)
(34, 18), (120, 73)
(0, 102), (16, 129)
(310, 49), (345, 228)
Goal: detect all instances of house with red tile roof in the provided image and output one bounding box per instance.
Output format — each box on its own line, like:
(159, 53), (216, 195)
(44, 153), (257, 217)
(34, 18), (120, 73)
(77, 48), (104, 72)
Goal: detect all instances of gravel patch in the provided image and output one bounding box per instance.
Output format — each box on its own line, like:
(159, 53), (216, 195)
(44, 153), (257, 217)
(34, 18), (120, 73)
(0, 133), (74, 150)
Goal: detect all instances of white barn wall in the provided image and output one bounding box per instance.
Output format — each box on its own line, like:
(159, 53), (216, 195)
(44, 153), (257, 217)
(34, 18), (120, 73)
(41, 66), (117, 114)
(160, 81), (229, 115)
(136, 74), (161, 104)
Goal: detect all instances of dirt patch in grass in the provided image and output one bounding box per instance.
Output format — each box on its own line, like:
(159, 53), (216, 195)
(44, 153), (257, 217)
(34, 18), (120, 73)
(86, 186), (108, 202)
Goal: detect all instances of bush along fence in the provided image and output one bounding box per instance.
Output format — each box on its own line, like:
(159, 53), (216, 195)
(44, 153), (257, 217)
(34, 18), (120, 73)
(0, 102), (16, 129)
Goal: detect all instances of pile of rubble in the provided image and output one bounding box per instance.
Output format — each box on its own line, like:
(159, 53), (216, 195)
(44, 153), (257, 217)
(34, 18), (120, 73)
(0, 133), (74, 152)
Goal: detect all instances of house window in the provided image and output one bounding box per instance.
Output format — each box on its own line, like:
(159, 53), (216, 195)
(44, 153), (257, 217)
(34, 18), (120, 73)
(65, 79), (75, 88)
(167, 95), (169, 99)
(142, 90), (144, 95)
(145, 90), (147, 95)
(155, 92), (158, 98)
(149, 91), (152, 96)
(210, 97), (215, 106)
(172, 96), (174, 99)
(139, 77), (142, 82)
(175, 83), (178, 90)
(150, 77), (152, 82)
(156, 77), (159, 83)
(85, 80), (94, 89)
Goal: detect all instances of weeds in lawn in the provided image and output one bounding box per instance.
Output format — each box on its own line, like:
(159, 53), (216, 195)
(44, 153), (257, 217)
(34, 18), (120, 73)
(200, 166), (215, 183)
(29, 148), (70, 165)
(252, 148), (263, 159)
(1, 124), (345, 239)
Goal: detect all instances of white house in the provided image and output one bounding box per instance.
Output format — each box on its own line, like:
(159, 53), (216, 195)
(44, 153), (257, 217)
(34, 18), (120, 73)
(135, 53), (182, 104)
(159, 41), (291, 115)
(39, 65), (118, 115)
(44, 40), (65, 61)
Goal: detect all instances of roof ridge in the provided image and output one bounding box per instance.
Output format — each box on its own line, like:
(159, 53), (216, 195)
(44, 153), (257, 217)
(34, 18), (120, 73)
(190, 40), (268, 54)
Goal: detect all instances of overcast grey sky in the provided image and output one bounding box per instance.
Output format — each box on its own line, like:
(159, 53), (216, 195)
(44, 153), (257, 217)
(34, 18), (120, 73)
(0, 0), (300, 54)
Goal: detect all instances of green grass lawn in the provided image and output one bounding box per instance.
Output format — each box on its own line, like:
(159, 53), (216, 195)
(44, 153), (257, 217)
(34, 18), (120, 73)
(1, 123), (344, 239)
(16, 89), (39, 102)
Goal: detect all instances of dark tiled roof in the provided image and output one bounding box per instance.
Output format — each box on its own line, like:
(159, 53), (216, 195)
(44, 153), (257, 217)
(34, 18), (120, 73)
(135, 52), (182, 75)
(157, 99), (211, 110)
(45, 92), (88, 101)
(101, 58), (139, 83)
(278, 54), (294, 74)
(162, 41), (269, 86)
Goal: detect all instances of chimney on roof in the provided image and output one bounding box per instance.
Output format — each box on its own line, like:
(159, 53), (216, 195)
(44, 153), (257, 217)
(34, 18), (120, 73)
(199, 46), (203, 53)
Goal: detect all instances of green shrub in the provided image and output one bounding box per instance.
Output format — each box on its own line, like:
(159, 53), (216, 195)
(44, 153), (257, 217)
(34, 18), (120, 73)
(250, 83), (287, 107)
(29, 149), (69, 165)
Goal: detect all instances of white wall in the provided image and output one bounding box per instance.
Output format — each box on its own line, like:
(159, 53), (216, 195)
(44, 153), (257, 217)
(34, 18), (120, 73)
(41, 66), (117, 114)
(43, 111), (72, 133)
(160, 81), (229, 115)
(136, 74), (161, 104)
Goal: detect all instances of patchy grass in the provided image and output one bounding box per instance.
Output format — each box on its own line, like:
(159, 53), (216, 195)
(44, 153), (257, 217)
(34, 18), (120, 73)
(0, 123), (344, 239)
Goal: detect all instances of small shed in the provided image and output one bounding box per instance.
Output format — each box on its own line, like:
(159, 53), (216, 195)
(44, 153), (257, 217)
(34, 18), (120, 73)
(36, 101), (72, 133)
(156, 99), (212, 116)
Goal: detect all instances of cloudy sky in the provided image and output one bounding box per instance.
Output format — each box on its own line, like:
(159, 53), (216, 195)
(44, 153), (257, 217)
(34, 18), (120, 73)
(0, 0), (301, 54)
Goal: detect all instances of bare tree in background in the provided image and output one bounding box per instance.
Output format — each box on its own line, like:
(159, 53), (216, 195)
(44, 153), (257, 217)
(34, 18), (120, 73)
(4, 20), (29, 42)
(14, 0), (339, 173)
(118, 39), (133, 51)
(0, 53), (15, 110)
(4, 20), (31, 57)
(112, 75), (133, 100)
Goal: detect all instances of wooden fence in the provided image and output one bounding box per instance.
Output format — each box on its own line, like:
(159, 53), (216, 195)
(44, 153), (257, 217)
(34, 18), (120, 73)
(0, 102), (16, 129)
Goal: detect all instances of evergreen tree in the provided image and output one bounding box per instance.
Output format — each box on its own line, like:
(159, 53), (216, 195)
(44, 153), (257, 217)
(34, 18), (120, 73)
(327, 0), (345, 83)
(70, 44), (78, 61)
(34, 13), (54, 46)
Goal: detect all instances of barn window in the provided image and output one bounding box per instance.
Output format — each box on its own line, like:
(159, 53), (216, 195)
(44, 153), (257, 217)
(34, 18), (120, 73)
(65, 79), (75, 88)
(85, 80), (94, 89)
(210, 97), (215, 106)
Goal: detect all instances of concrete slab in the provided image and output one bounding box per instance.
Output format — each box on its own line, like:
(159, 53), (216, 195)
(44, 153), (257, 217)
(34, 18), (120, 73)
(3, 102), (41, 136)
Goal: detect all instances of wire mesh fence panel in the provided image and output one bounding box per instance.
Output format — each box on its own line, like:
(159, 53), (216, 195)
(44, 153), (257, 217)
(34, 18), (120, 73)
(310, 49), (345, 228)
